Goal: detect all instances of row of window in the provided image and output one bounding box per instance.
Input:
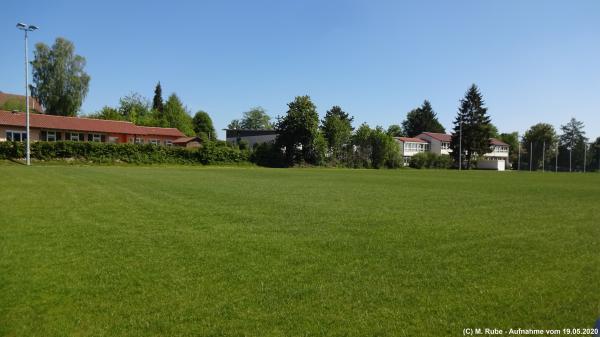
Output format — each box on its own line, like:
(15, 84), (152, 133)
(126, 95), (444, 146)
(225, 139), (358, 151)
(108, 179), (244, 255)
(5, 130), (172, 146)
(404, 143), (430, 152)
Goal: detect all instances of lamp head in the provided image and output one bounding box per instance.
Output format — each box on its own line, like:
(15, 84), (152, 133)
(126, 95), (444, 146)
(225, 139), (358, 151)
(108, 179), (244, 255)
(28, 25), (39, 31)
(16, 23), (27, 30)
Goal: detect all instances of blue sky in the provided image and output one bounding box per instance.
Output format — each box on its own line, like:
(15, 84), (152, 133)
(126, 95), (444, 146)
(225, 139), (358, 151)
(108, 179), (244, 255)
(1, 0), (599, 139)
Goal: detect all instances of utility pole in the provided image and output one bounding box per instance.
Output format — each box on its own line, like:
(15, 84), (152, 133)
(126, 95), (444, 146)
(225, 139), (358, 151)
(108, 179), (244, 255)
(569, 148), (572, 172)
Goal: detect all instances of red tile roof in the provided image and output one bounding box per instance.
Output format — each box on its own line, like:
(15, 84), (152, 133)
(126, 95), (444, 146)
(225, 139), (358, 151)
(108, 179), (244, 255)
(417, 132), (452, 142)
(0, 110), (185, 137)
(490, 138), (509, 146)
(395, 137), (428, 143)
(0, 92), (43, 112)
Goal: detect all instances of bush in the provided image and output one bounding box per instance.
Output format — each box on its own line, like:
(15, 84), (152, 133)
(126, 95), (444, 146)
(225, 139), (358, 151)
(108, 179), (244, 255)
(0, 141), (249, 165)
(409, 152), (453, 169)
(250, 142), (285, 167)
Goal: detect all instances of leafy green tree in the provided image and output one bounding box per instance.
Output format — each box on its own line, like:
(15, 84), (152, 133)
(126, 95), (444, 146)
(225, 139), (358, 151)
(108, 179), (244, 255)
(499, 132), (519, 169)
(30, 37), (90, 116)
(152, 82), (164, 113)
(402, 100), (445, 137)
(590, 137), (600, 171)
(321, 106), (353, 161)
(386, 124), (404, 137)
(118, 93), (151, 124)
(522, 123), (558, 170)
(275, 95), (322, 165)
(161, 94), (194, 136)
(228, 119), (242, 129)
(450, 84), (493, 169)
(240, 107), (272, 129)
(89, 106), (122, 120)
(558, 118), (588, 170)
(192, 110), (216, 140)
(351, 123), (373, 167)
(369, 126), (402, 169)
(350, 123), (400, 168)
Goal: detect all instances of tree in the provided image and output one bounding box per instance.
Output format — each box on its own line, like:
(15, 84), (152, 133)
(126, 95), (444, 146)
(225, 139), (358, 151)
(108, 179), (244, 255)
(276, 95), (322, 165)
(240, 107), (272, 129)
(450, 84), (493, 169)
(499, 132), (519, 169)
(227, 119), (242, 129)
(386, 124), (404, 137)
(558, 118), (588, 171)
(30, 37), (90, 116)
(89, 106), (122, 120)
(192, 110), (216, 140)
(522, 123), (558, 170)
(351, 123), (373, 167)
(152, 82), (164, 113)
(590, 137), (600, 172)
(161, 94), (194, 136)
(321, 106), (353, 161)
(349, 124), (400, 168)
(401, 100), (445, 137)
(118, 93), (151, 124)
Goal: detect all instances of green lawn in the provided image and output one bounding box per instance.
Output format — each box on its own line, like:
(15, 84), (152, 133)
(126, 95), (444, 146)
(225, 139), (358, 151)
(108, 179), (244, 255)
(1, 165), (599, 337)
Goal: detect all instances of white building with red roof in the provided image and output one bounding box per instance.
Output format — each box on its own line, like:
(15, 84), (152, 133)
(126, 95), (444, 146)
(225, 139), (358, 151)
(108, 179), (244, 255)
(0, 110), (185, 146)
(394, 137), (430, 165)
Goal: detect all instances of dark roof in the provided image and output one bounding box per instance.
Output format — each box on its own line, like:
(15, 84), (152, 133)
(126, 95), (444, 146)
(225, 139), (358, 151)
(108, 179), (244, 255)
(172, 136), (202, 144)
(0, 110), (185, 137)
(417, 132), (452, 142)
(0, 92), (43, 112)
(395, 137), (428, 143)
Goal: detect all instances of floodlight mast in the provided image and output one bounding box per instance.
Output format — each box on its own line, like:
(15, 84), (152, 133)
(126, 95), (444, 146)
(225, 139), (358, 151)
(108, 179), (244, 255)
(16, 23), (38, 166)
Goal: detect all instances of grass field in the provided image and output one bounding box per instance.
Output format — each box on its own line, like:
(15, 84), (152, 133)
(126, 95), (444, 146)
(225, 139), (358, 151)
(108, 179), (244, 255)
(1, 164), (599, 337)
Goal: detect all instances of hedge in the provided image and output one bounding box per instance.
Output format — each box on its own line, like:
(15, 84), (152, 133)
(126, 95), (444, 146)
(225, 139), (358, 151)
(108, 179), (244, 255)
(409, 152), (453, 169)
(0, 141), (249, 165)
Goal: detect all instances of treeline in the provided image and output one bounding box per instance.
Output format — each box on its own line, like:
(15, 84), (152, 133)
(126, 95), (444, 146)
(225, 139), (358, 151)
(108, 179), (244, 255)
(88, 83), (217, 139)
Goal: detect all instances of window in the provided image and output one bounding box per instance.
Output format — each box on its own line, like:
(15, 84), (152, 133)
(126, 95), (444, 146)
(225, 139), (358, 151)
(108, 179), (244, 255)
(165, 140), (173, 146)
(149, 139), (159, 145)
(46, 131), (57, 142)
(70, 132), (81, 141)
(92, 134), (102, 142)
(6, 130), (27, 142)
(441, 142), (450, 150)
(135, 137), (144, 144)
(108, 137), (119, 143)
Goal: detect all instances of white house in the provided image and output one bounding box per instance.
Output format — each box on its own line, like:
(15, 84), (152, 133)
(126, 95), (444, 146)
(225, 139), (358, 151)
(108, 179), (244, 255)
(415, 132), (452, 155)
(394, 137), (430, 165)
(397, 132), (510, 170)
(478, 138), (510, 170)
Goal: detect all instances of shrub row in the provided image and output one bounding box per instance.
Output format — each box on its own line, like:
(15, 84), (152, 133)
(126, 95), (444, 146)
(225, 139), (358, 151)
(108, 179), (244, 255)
(0, 141), (249, 165)
(409, 152), (453, 169)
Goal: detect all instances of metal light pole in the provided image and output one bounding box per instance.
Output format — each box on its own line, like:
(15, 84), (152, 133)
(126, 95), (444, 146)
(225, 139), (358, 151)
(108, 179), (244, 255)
(517, 135), (521, 171)
(583, 143), (587, 173)
(529, 142), (533, 171)
(16, 23), (38, 166)
(458, 115), (462, 171)
(542, 141), (545, 172)
(555, 144), (558, 173)
(569, 147), (572, 172)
